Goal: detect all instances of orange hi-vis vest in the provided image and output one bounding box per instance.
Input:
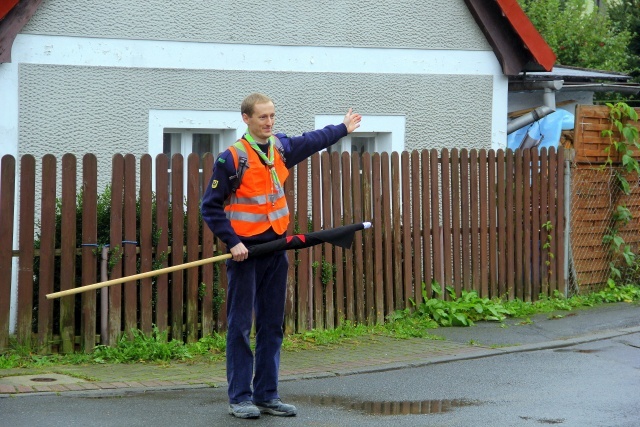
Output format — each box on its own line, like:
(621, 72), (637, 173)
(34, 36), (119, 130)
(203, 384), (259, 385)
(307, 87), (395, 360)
(225, 137), (290, 236)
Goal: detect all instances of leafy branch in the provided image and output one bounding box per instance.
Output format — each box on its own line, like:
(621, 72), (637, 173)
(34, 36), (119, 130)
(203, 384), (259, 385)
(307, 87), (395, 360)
(601, 102), (640, 282)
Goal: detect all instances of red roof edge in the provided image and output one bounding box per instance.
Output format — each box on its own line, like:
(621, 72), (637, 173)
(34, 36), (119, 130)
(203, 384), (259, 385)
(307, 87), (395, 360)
(496, 0), (556, 71)
(0, 0), (43, 63)
(0, 0), (19, 20)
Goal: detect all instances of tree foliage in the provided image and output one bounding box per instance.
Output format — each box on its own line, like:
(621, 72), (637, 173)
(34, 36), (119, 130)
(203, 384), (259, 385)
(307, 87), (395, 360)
(606, 0), (640, 80)
(517, 0), (632, 72)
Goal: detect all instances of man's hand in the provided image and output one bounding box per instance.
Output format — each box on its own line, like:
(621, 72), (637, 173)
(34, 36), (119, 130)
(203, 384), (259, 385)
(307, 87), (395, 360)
(230, 242), (249, 262)
(343, 108), (362, 133)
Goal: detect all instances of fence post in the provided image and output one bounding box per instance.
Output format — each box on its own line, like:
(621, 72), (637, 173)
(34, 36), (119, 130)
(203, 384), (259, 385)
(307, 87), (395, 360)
(564, 149), (574, 297)
(186, 153), (200, 343)
(18, 155), (35, 348)
(108, 154), (124, 346)
(59, 154), (77, 353)
(81, 154), (98, 352)
(170, 154), (184, 341)
(0, 155), (16, 351)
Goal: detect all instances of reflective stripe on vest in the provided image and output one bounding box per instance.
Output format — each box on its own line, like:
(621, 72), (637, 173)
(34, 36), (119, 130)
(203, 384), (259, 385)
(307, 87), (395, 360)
(225, 137), (290, 236)
(231, 186), (287, 206)
(226, 204), (290, 223)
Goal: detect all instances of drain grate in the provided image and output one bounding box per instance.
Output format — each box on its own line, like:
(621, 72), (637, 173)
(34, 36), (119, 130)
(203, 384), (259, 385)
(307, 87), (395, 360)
(0, 374), (86, 387)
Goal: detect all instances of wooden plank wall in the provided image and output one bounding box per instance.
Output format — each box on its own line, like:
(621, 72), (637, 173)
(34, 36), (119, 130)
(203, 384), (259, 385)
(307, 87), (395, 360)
(570, 105), (640, 292)
(0, 148), (565, 351)
(574, 105), (640, 164)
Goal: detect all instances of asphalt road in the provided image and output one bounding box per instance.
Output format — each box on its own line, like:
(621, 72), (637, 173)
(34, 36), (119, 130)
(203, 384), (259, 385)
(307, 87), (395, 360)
(2, 331), (639, 427)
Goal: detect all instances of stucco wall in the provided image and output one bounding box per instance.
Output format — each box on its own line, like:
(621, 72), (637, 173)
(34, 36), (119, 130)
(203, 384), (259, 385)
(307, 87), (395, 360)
(19, 63), (493, 165)
(22, 0), (492, 51)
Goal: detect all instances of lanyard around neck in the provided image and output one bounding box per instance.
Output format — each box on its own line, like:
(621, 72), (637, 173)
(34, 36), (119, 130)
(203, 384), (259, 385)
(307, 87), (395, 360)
(244, 131), (282, 196)
(244, 132), (274, 166)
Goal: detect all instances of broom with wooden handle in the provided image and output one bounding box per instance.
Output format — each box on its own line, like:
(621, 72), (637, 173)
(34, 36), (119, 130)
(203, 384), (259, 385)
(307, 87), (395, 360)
(46, 222), (371, 299)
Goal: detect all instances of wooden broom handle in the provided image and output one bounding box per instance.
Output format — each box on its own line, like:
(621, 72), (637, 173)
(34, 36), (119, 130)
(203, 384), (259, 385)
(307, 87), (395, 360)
(45, 253), (232, 299)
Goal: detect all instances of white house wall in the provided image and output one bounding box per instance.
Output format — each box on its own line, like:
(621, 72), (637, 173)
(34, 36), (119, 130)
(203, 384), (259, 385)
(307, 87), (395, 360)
(15, 44), (500, 157)
(10, 0), (507, 165)
(23, 0), (491, 51)
(1, 0), (510, 332)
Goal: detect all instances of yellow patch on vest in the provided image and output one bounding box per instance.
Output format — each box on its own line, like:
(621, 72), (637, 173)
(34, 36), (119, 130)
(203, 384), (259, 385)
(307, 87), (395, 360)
(212, 180), (218, 189)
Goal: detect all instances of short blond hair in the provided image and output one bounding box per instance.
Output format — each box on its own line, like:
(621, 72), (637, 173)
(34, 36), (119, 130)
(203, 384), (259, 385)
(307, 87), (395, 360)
(241, 93), (274, 117)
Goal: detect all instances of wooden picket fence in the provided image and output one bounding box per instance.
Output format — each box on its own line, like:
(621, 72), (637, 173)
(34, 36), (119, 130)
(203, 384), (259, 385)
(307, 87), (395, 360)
(0, 147), (566, 353)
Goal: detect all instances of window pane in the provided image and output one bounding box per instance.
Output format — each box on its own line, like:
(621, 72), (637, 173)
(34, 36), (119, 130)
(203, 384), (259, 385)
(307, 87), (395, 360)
(163, 132), (181, 169)
(163, 132), (182, 200)
(193, 133), (220, 199)
(351, 136), (375, 154)
(192, 134), (214, 156)
(162, 133), (172, 156)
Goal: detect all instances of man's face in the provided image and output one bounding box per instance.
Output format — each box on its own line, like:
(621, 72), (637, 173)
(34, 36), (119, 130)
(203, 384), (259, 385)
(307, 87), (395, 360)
(243, 101), (275, 142)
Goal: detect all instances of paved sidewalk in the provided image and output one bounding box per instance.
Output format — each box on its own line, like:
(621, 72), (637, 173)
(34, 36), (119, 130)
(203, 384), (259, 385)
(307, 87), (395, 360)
(1, 302), (639, 397)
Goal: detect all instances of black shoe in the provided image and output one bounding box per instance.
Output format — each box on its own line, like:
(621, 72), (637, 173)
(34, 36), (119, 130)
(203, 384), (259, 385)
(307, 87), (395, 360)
(228, 401), (260, 419)
(254, 399), (297, 416)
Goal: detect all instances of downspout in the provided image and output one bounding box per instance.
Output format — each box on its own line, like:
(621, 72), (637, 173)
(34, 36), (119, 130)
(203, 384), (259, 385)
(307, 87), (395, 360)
(507, 80), (564, 135)
(564, 151), (572, 297)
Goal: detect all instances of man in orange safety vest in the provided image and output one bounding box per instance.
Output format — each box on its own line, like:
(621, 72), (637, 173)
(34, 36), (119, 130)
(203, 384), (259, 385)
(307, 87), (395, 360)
(202, 93), (361, 419)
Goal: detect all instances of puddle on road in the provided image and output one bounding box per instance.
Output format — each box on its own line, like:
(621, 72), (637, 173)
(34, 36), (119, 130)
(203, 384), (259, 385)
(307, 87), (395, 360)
(554, 348), (601, 354)
(294, 395), (482, 415)
(77, 391), (482, 415)
(520, 415), (566, 424)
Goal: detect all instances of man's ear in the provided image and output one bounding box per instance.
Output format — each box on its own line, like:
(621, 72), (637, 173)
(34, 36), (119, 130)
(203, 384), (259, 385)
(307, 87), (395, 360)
(242, 113), (250, 124)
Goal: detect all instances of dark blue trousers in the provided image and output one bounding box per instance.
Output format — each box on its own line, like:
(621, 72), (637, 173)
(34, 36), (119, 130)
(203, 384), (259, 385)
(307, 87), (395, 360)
(225, 251), (288, 404)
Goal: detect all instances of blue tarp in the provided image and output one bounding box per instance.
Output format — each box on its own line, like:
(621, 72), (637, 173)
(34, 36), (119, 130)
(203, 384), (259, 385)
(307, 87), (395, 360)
(507, 109), (574, 151)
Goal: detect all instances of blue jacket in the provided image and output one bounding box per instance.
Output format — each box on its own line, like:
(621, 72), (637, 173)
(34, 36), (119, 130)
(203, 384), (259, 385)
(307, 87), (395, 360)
(201, 123), (348, 250)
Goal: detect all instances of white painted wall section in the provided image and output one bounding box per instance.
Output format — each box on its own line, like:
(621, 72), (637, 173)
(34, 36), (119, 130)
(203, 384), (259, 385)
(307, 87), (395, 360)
(492, 74), (510, 149)
(0, 62), (20, 334)
(12, 34), (501, 75)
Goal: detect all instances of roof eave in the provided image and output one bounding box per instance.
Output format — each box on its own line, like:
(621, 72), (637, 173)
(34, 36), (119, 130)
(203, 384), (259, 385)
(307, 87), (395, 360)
(464, 0), (556, 76)
(0, 0), (44, 64)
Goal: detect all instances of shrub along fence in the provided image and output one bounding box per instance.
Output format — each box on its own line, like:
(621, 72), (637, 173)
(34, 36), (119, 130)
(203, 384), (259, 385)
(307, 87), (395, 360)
(0, 147), (566, 353)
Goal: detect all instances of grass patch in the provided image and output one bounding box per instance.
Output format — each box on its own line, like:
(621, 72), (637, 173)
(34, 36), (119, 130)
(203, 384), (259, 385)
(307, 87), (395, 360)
(0, 327), (226, 369)
(1, 283), (638, 369)
(390, 282), (640, 328)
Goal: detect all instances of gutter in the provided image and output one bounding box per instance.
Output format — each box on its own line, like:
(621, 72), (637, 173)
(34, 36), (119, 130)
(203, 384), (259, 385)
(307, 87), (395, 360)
(507, 80), (564, 134)
(560, 83), (640, 95)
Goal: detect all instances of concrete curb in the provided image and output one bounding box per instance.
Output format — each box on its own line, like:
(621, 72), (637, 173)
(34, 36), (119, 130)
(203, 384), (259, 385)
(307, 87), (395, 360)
(2, 325), (639, 398)
(278, 326), (640, 381)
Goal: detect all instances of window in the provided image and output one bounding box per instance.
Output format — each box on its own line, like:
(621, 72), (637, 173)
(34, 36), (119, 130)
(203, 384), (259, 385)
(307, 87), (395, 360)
(148, 110), (245, 198)
(328, 132), (389, 155)
(314, 114), (406, 219)
(315, 114), (406, 155)
(351, 135), (375, 154)
(163, 130), (232, 199)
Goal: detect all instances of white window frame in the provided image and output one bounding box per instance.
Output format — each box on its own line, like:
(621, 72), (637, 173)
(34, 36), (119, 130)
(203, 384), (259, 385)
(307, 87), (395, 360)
(315, 114), (406, 154)
(313, 114), (406, 222)
(163, 129), (226, 161)
(163, 129), (230, 199)
(148, 110), (245, 194)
